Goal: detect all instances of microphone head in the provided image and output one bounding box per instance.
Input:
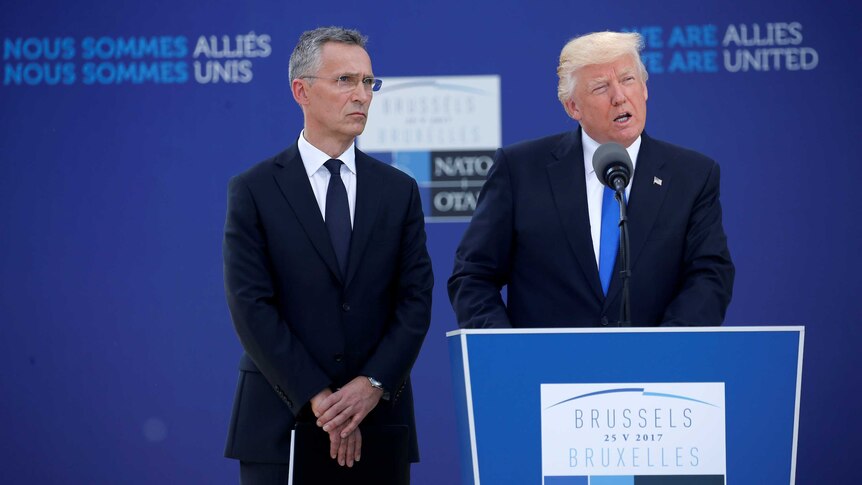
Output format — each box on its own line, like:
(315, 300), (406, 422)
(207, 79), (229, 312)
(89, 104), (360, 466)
(592, 142), (633, 190)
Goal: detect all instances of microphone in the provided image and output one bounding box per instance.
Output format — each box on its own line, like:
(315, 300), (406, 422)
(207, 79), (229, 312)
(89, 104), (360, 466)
(592, 142), (633, 192)
(591, 141), (633, 326)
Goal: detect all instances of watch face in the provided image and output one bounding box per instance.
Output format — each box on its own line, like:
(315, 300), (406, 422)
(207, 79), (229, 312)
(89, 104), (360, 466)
(368, 377), (383, 389)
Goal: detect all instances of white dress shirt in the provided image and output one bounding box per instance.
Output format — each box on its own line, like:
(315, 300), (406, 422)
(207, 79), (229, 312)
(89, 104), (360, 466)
(582, 130), (642, 267)
(297, 130), (357, 227)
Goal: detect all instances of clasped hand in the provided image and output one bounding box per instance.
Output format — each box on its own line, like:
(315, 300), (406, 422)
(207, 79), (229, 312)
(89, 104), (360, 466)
(309, 376), (384, 467)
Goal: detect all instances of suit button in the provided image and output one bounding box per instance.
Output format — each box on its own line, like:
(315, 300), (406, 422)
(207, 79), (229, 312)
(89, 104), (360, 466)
(341, 303), (351, 311)
(601, 316), (609, 326)
(334, 353), (344, 362)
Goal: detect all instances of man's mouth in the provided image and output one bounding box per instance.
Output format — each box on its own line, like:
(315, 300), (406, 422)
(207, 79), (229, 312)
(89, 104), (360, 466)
(614, 112), (632, 123)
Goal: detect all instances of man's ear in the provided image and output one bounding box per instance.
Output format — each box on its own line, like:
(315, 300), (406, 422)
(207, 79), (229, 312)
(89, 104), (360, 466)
(292, 78), (309, 106)
(565, 97), (581, 121)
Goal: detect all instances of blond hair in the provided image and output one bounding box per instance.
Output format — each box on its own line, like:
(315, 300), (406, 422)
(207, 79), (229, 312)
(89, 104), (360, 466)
(557, 31), (648, 110)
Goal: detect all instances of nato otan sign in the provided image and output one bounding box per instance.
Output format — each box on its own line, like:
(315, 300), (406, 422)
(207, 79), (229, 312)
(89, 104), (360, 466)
(358, 75), (501, 221)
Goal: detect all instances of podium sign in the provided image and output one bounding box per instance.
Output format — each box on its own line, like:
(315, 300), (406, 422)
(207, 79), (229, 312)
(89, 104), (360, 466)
(447, 327), (803, 485)
(540, 382), (727, 479)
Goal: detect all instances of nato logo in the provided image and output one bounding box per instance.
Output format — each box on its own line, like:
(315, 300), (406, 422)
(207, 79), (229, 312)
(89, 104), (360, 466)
(391, 150), (494, 221)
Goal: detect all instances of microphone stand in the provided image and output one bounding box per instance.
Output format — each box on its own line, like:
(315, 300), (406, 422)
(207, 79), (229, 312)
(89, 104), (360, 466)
(613, 185), (631, 326)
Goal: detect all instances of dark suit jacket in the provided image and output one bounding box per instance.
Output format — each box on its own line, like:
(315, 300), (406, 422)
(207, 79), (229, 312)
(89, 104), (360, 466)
(449, 129), (734, 328)
(223, 143), (433, 463)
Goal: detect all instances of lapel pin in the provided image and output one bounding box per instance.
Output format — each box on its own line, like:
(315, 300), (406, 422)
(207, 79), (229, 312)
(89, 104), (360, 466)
(653, 176), (663, 186)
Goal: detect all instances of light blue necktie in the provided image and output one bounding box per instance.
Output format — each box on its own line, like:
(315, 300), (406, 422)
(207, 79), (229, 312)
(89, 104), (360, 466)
(598, 186), (621, 295)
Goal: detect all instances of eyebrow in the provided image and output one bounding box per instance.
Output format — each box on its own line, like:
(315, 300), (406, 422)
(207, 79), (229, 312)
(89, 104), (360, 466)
(587, 69), (636, 87)
(337, 71), (374, 78)
(587, 75), (610, 87)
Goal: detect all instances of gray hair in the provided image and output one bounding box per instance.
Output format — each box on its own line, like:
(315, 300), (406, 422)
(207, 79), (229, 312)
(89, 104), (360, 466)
(288, 26), (368, 83)
(557, 31), (648, 108)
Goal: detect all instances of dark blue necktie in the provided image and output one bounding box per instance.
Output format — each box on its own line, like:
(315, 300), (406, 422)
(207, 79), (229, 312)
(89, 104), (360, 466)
(598, 186), (620, 295)
(324, 159), (351, 277)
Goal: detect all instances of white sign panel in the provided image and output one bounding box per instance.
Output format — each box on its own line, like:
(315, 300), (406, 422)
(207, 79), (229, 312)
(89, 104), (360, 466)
(359, 75), (501, 152)
(540, 383), (727, 477)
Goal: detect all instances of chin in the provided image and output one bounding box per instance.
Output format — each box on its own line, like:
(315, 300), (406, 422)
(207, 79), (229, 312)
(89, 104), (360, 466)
(615, 131), (640, 146)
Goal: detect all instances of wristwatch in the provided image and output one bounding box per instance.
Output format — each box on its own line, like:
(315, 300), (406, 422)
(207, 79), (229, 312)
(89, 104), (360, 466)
(367, 376), (385, 391)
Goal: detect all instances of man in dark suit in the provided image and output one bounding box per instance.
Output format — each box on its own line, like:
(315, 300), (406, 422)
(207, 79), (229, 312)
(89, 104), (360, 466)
(449, 31), (734, 328)
(223, 27), (433, 483)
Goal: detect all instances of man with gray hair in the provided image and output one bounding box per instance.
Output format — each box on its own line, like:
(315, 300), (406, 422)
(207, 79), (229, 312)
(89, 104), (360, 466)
(450, 31), (734, 328)
(223, 26), (432, 483)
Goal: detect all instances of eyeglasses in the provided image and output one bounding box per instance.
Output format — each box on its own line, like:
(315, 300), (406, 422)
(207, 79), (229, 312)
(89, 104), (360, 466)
(301, 74), (383, 92)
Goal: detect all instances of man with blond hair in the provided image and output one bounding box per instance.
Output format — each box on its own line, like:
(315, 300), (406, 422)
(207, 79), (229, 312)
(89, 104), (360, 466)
(449, 31), (734, 328)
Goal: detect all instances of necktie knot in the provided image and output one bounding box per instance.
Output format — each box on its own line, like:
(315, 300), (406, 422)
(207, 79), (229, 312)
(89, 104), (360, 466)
(324, 159), (343, 176)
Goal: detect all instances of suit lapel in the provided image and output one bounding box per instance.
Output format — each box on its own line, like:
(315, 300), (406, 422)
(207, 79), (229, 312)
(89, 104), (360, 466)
(272, 144), (344, 284)
(604, 133), (670, 307)
(547, 130), (605, 302)
(344, 150), (382, 288)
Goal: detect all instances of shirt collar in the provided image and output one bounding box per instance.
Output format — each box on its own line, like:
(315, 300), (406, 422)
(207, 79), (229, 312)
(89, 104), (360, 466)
(297, 130), (357, 177)
(582, 129), (641, 182)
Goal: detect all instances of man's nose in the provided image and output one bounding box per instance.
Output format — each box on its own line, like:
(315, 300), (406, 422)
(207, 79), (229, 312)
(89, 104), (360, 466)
(610, 85), (626, 106)
(351, 83), (372, 102)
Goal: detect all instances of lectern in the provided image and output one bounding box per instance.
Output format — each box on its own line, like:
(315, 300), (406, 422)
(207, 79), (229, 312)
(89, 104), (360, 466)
(447, 327), (803, 485)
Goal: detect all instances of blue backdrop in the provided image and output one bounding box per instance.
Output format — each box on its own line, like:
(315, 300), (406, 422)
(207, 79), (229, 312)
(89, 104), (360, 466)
(2, 0), (860, 483)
